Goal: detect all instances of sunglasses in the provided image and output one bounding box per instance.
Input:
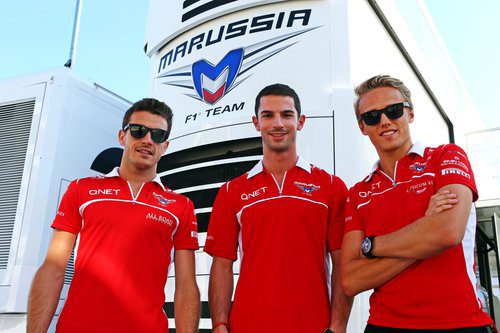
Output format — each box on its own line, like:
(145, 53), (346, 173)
(359, 102), (411, 126)
(123, 123), (168, 143)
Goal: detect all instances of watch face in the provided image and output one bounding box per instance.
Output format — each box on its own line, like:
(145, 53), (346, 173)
(361, 237), (372, 254)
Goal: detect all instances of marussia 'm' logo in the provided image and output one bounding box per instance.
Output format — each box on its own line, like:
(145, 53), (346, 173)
(294, 181), (320, 194)
(157, 27), (319, 105)
(410, 161), (427, 172)
(192, 48), (243, 104)
(153, 192), (175, 206)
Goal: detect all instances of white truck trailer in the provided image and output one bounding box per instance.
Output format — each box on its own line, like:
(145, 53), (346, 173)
(144, 0), (485, 331)
(0, 67), (130, 332)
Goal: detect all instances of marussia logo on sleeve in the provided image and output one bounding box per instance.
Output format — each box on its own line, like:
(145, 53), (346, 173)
(153, 192), (176, 206)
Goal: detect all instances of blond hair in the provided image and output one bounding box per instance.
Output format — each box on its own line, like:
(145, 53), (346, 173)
(354, 75), (413, 119)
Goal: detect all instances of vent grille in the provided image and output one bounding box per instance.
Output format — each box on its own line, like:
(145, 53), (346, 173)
(159, 137), (262, 239)
(159, 139), (262, 234)
(0, 99), (36, 269)
(64, 251), (75, 285)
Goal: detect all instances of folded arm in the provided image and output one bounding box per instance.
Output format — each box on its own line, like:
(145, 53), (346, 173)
(372, 184), (472, 260)
(340, 229), (415, 296)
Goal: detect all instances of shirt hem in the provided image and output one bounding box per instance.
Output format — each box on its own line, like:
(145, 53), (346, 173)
(51, 223), (80, 235)
(368, 317), (493, 330)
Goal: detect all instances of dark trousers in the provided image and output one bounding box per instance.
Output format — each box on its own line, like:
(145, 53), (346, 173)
(364, 324), (493, 333)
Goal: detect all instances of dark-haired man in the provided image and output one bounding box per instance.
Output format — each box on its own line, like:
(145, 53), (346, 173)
(205, 84), (352, 333)
(341, 75), (494, 332)
(27, 98), (200, 333)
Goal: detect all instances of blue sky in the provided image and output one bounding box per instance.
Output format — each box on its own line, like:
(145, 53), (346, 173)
(1, 1), (499, 129)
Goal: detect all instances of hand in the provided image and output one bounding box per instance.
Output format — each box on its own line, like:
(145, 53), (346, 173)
(213, 325), (229, 333)
(329, 325), (345, 333)
(425, 189), (457, 216)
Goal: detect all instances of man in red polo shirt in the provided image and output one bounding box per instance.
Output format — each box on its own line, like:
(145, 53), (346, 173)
(27, 98), (200, 333)
(341, 75), (494, 332)
(205, 84), (352, 333)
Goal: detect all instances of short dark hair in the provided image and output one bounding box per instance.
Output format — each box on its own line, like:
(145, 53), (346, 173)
(122, 98), (174, 140)
(254, 83), (301, 116)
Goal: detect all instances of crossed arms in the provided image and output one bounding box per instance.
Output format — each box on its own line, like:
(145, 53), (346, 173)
(341, 184), (473, 296)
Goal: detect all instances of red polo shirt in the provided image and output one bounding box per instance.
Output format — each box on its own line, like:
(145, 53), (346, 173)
(204, 157), (348, 333)
(52, 167), (199, 333)
(345, 143), (492, 329)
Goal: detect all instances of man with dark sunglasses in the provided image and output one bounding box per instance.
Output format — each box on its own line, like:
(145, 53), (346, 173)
(341, 75), (494, 332)
(27, 98), (200, 333)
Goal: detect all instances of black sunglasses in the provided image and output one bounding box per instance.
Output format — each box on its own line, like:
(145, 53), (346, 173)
(123, 123), (168, 143)
(359, 102), (411, 126)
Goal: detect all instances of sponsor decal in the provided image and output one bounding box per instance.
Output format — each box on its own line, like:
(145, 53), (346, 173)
(146, 213), (174, 226)
(241, 186), (267, 200)
(294, 181), (320, 194)
(406, 180), (434, 194)
(88, 189), (120, 196)
(446, 149), (467, 159)
(358, 191), (372, 198)
(153, 192), (175, 206)
(184, 102), (245, 123)
(56, 211), (65, 217)
(191, 231), (198, 239)
(157, 10), (318, 105)
(191, 48), (242, 104)
(409, 161), (427, 172)
(441, 168), (471, 179)
(345, 216), (353, 222)
(440, 159), (469, 172)
(158, 9), (313, 71)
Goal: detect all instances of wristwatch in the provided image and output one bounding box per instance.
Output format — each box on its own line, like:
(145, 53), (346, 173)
(324, 329), (335, 333)
(361, 235), (375, 258)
